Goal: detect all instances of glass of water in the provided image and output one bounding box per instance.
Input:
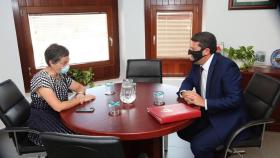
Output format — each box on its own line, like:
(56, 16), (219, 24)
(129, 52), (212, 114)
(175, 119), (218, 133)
(105, 81), (114, 95)
(108, 101), (121, 116)
(153, 91), (164, 106)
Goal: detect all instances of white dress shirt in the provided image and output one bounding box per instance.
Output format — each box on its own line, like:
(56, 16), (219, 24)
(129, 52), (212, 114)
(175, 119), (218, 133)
(201, 54), (214, 110)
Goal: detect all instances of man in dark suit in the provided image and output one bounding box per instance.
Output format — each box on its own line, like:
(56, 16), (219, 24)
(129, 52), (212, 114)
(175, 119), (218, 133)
(177, 32), (249, 158)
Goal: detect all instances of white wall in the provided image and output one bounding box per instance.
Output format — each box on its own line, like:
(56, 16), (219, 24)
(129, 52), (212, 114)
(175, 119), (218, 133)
(118, 0), (146, 79)
(203, 0), (280, 65)
(0, 0), (25, 93)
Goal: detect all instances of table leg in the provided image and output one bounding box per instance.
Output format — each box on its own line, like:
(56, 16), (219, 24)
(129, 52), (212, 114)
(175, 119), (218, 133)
(122, 137), (163, 158)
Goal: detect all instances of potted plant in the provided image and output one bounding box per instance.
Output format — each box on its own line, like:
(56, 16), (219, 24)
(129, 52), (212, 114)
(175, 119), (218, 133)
(68, 67), (94, 87)
(223, 46), (256, 70)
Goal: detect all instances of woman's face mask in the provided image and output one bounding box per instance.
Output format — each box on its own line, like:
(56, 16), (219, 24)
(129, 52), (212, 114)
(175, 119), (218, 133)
(60, 64), (70, 74)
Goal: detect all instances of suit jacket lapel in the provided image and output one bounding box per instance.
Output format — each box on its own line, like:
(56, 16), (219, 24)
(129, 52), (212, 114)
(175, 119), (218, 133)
(206, 53), (218, 98)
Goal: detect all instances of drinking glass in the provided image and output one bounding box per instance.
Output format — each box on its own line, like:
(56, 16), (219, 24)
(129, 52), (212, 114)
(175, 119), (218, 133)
(108, 101), (121, 116)
(120, 79), (136, 104)
(153, 91), (164, 106)
(105, 81), (114, 95)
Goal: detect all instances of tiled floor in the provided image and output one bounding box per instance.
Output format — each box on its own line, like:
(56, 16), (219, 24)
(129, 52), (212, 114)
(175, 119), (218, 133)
(0, 131), (280, 158)
(165, 133), (193, 158)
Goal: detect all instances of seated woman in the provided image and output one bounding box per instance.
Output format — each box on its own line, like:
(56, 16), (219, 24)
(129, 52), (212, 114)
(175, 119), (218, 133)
(27, 43), (95, 146)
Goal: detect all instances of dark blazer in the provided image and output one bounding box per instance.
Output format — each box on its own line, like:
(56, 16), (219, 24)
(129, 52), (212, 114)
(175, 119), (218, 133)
(178, 53), (249, 140)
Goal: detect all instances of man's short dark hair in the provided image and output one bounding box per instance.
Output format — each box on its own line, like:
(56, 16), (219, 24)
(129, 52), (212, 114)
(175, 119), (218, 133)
(44, 44), (69, 66)
(191, 32), (217, 54)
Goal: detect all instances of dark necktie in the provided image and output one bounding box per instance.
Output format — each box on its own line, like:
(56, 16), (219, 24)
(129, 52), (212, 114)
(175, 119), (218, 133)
(200, 66), (204, 76)
(199, 66), (204, 93)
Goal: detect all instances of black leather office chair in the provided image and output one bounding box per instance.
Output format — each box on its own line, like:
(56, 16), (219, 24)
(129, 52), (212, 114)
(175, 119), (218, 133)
(126, 59), (162, 83)
(40, 132), (148, 158)
(0, 79), (45, 155)
(221, 73), (280, 158)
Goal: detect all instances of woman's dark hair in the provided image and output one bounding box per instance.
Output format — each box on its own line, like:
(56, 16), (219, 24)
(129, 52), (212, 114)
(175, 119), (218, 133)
(191, 32), (217, 54)
(44, 44), (69, 66)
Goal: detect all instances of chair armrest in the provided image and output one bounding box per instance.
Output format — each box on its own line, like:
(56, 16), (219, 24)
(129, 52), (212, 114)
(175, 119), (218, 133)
(0, 127), (40, 134)
(242, 119), (275, 129)
(223, 118), (274, 158)
(0, 127), (41, 154)
(230, 118), (274, 142)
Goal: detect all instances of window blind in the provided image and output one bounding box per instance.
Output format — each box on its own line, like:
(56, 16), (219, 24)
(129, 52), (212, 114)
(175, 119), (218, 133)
(156, 11), (193, 59)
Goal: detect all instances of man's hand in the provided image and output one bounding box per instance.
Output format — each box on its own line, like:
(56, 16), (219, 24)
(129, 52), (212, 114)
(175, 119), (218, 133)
(181, 90), (205, 107)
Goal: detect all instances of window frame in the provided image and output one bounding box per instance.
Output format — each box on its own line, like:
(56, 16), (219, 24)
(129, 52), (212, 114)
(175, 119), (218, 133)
(21, 6), (114, 67)
(12, 0), (120, 92)
(145, 0), (203, 77)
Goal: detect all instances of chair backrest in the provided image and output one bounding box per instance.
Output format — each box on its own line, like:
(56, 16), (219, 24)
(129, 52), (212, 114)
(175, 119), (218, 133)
(0, 79), (30, 127)
(126, 59), (162, 83)
(40, 132), (125, 158)
(244, 73), (280, 120)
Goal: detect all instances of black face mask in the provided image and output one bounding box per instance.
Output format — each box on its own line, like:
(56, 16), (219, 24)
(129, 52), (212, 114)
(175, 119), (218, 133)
(188, 49), (205, 63)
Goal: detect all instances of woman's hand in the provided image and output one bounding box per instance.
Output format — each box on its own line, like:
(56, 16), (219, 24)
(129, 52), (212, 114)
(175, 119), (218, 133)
(75, 94), (96, 104)
(83, 94), (96, 102)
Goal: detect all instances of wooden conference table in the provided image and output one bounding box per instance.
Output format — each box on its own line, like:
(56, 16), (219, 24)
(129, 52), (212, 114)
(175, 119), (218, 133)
(60, 83), (194, 158)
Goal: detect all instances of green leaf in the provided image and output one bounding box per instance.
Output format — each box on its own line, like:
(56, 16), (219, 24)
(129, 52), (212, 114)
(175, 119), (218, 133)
(247, 46), (253, 50)
(223, 45), (256, 70)
(69, 67), (94, 87)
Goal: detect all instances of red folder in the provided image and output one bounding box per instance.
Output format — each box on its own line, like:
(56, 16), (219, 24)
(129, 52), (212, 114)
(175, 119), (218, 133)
(147, 103), (201, 124)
